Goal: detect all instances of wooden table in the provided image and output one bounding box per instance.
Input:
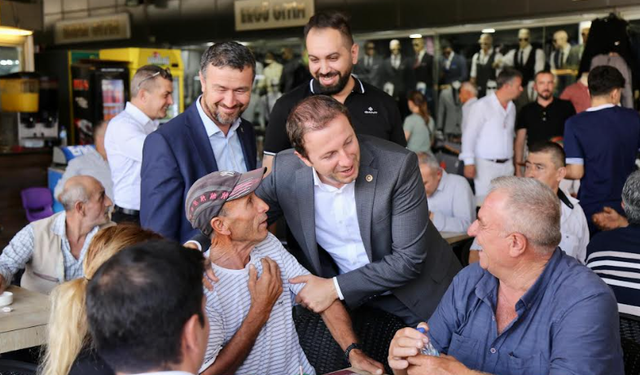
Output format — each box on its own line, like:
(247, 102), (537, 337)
(0, 286), (50, 353)
(441, 231), (471, 245)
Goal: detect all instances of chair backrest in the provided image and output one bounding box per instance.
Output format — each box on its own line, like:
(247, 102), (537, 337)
(620, 314), (640, 375)
(20, 187), (54, 222)
(0, 359), (37, 375)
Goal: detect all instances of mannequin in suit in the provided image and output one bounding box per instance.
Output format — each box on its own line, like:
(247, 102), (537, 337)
(499, 28), (545, 104)
(551, 30), (577, 95)
(412, 37), (435, 115)
(380, 39), (415, 118)
(470, 33), (502, 97)
(355, 41), (383, 88)
(438, 39), (468, 85)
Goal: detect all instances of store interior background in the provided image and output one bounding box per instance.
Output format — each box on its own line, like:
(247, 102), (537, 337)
(0, 0), (639, 248)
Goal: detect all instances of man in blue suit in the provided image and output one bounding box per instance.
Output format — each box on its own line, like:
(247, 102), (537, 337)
(141, 42), (257, 243)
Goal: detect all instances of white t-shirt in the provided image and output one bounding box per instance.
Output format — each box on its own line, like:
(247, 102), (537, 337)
(201, 233), (315, 375)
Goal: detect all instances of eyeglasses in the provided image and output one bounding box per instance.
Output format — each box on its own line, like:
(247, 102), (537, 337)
(137, 67), (172, 89)
(518, 38), (529, 42)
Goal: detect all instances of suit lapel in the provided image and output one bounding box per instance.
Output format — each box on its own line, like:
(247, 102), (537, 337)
(237, 119), (257, 170)
(185, 103), (218, 172)
(295, 167), (322, 273)
(355, 142), (376, 261)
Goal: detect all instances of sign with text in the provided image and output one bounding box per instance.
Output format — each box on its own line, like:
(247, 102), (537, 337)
(234, 0), (314, 31)
(54, 13), (130, 45)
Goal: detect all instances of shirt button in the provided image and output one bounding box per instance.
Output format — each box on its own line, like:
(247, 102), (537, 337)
(490, 348), (497, 354)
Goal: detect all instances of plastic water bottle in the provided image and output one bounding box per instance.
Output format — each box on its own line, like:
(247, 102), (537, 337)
(417, 327), (440, 357)
(60, 126), (67, 147)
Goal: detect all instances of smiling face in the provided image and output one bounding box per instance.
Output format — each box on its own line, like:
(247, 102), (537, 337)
(141, 77), (174, 120)
(296, 113), (360, 189)
(199, 65), (253, 127)
(467, 190), (511, 275)
(306, 27), (357, 96)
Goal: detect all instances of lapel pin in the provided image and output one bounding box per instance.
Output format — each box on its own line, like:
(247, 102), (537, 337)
(365, 174), (373, 182)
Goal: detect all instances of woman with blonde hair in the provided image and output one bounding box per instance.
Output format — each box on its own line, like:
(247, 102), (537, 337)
(41, 223), (162, 375)
(404, 90), (436, 154)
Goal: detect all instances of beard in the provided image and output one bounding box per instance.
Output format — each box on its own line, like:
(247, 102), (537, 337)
(315, 68), (352, 95)
(538, 91), (553, 100)
(202, 96), (246, 126)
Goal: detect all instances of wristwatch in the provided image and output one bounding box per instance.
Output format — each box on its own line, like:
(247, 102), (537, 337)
(344, 342), (361, 364)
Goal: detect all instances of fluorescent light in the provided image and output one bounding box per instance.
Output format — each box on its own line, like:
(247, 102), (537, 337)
(482, 28), (496, 33)
(0, 26), (32, 36)
(409, 34), (422, 39)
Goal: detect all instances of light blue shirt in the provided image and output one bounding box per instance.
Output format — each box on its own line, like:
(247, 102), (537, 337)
(428, 171), (476, 233)
(195, 96), (247, 173)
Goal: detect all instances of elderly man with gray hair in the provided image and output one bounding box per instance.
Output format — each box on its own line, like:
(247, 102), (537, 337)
(389, 176), (623, 375)
(588, 170), (640, 317)
(417, 152), (475, 233)
(0, 176), (113, 294)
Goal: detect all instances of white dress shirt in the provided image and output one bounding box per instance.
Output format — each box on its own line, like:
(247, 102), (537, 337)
(550, 44), (572, 70)
(460, 97), (478, 135)
(312, 169), (369, 300)
(559, 191), (589, 264)
(428, 171), (476, 233)
(460, 93), (516, 165)
(195, 96), (247, 173)
(105, 102), (158, 210)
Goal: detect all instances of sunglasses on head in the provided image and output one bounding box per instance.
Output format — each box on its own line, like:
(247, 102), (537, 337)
(137, 67), (172, 89)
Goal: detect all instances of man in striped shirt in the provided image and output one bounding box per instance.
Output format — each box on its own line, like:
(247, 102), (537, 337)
(588, 170), (640, 316)
(185, 169), (384, 375)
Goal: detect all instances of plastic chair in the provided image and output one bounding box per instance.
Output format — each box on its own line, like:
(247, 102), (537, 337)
(620, 314), (640, 375)
(294, 305), (407, 374)
(20, 187), (54, 222)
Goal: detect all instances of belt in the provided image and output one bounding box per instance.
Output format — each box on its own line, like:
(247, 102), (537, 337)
(485, 158), (510, 164)
(114, 206), (139, 215)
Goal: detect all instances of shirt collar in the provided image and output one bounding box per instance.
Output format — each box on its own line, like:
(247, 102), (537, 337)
(519, 44), (532, 53)
(562, 44), (571, 55)
(435, 170), (448, 193)
(480, 48), (494, 58)
(312, 168), (354, 193)
(195, 95), (241, 137)
(310, 74), (365, 95)
(125, 102), (154, 127)
(490, 93), (513, 113)
(51, 211), (67, 237)
(586, 103), (616, 112)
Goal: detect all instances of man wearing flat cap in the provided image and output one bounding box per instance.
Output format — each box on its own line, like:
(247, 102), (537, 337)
(187, 169), (383, 375)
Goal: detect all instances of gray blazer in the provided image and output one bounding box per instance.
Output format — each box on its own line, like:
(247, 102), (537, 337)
(257, 135), (461, 320)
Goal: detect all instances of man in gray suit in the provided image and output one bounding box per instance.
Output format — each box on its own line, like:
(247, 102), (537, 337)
(258, 95), (461, 325)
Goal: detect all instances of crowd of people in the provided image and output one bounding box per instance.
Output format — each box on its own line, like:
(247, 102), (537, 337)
(0, 9), (638, 375)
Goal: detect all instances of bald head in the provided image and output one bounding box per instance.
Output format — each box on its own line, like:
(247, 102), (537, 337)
(59, 176), (101, 211)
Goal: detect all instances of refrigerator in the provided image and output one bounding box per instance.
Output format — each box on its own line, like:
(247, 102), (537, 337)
(70, 59), (129, 144)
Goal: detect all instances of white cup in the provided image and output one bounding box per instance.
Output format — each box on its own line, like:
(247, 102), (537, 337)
(0, 291), (13, 307)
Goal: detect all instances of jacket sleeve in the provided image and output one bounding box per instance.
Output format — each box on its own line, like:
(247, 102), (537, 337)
(140, 131), (184, 241)
(256, 153), (284, 224)
(335, 152), (429, 307)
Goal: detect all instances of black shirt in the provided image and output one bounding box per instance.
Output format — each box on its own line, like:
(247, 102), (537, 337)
(69, 347), (114, 375)
(263, 76), (406, 155)
(516, 97), (576, 147)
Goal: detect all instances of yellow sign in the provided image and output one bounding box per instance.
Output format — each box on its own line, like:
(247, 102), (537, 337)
(54, 14), (130, 45)
(234, 0), (314, 31)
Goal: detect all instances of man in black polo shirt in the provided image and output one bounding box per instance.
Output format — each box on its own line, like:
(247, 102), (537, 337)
(262, 11), (405, 173)
(514, 70), (575, 176)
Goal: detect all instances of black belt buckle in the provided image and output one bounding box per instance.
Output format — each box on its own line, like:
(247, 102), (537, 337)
(493, 158), (509, 164)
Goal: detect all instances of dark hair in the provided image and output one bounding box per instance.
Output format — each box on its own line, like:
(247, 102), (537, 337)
(588, 65), (625, 97)
(200, 41), (256, 79)
(407, 90), (430, 124)
(534, 70), (554, 81)
(286, 95), (353, 159)
(303, 11), (354, 46)
(131, 65), (173, 97)
(528, 140), (566, 168)
(86, 240), (205, 373)
(496, 67), (523, 89)
(440, 39), (452, 49)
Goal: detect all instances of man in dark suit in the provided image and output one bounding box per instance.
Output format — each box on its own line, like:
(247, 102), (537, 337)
(380, 39), (416, 118)
(354, 41), (383, 88)
(258, 95), (461, 325)
(140, 42), (257, 243)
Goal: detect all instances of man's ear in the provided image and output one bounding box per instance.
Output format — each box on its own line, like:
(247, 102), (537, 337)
(74, 201), (85, 216)
(199, 71), (206, 94)
(557, 166), (567, 182)
(351, 43), (360, 64)
(181, 313), (205, 369)
(508, 232), (528, 258)
(210, 217), (230, 236)
(294, 150), (313, 168)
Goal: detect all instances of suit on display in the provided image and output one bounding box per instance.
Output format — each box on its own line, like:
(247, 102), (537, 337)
(436, 87), (462, 136)
(140, 103), (257, 243)
(258, 135), (461, 321)
(355, 41), (383, 88)
(500, 29), (545, 102)
(471, 34), (502, 98)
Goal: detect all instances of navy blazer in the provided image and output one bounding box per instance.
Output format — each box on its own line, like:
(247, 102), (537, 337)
(140, 102), (257, 243)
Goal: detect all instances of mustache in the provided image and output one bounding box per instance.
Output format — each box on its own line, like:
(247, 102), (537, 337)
(318, 72), (340, 79)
